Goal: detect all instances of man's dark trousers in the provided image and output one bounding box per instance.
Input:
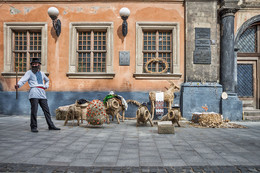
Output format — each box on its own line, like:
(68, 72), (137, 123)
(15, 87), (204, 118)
(29, 98), (55, 129)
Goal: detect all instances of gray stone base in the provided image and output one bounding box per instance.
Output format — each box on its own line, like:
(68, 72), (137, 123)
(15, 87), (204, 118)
(221, 93), (243, 121)
(180, 82), (222, 120)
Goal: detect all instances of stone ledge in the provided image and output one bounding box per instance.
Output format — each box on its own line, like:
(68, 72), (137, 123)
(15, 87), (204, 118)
(66, 72), (115, 79)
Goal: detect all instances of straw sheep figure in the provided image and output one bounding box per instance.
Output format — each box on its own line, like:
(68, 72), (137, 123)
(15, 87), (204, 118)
(161, 108), (181, 127)
(127, 100), (153, 127)
(149, 81), (180, 119)
(105, 97), (125, 124)
(64, 101), (83, 126)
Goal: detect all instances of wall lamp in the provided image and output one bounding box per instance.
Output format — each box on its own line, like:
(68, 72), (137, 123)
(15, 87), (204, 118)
(119, 7), (130, 37)
(48, 7), (61, 37)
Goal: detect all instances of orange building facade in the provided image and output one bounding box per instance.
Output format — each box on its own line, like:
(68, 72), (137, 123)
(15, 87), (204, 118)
(0, 0), (259, 120)
(0, 1), (185, 92)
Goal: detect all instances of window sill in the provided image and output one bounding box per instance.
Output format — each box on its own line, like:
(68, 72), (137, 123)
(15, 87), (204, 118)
(66, 72), (115, 79)
(133, 73), (182, 80)
(1, 72), (49, 77)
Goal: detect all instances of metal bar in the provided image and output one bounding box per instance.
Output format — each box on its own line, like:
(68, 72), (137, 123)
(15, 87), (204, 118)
(16, 67), (18, 100)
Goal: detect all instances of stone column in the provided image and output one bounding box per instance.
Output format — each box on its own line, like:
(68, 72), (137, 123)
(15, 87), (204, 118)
(219, 9), (237, 93)
(218, 3), (243, 120)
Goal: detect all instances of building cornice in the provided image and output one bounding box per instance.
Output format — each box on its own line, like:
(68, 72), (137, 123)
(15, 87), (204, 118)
(1, 0), (184, 2)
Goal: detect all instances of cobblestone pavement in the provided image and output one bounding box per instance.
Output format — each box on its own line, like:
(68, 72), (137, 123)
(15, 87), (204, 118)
(0, 115), (260, 172)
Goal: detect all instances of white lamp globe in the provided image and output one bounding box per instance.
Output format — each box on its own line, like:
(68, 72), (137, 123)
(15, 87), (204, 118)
(48, 7), (59, 20)
(119, 7), (130, 18)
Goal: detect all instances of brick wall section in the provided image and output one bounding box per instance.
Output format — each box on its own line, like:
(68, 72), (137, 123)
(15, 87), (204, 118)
(185, 0), (219, 82)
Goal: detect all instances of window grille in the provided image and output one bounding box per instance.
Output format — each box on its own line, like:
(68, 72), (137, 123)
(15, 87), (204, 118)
(13, 31), (41, 72)
(143, 31), (172, 73)
(237, 26), (256, 53)
(237, 64), (253, 97)
(77, 31), (106, 72)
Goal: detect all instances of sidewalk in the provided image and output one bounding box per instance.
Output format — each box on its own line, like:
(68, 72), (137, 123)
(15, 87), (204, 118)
(0, 115), (260, 172)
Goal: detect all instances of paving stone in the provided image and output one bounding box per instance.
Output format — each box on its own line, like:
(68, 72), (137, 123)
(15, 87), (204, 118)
(116, 159), (139, 167)
(140, 162), (163, 167)
(26, 157), (51, 165)
(70, 158), (95, 167)
(95, 156), (118, 163)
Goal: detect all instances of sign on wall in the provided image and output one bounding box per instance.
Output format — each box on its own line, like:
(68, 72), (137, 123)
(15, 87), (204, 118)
(193, 28), (211, 64)
(119, 51), (130, 66)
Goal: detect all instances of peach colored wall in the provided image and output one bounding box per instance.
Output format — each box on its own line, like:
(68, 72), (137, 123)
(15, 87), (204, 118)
(0, 2), (185, 92)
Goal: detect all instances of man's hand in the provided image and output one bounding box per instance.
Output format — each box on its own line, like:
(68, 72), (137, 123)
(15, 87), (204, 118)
(14, 84), (19, 90)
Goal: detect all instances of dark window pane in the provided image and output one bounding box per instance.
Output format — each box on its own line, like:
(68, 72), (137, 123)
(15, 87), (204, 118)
(237, 64), (254, 97)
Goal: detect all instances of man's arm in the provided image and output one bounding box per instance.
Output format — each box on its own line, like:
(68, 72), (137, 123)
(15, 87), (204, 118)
(43, 73), (49, 89)
(15, 71), (31, 89)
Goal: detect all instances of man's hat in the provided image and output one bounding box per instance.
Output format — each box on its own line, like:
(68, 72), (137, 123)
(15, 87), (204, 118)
(30, 58), (41, 65)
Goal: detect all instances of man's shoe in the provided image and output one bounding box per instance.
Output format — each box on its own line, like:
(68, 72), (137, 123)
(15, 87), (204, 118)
(49, 126), (60, 130)
(31, 128), (38, 133)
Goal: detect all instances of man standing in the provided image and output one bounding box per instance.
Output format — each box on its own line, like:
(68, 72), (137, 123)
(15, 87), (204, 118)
(15, 58), (60, 133)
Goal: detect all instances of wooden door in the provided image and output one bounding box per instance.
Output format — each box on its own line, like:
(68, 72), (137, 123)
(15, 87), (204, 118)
(237, 57), (259, 109)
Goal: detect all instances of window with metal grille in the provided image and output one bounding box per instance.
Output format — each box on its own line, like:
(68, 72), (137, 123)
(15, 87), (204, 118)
(143, 31), (172, 73)
(13, 31), (41, 72)
(237, 26), (257, 53)
(237, 64), (254, 97)
(77, 31), (106, 72)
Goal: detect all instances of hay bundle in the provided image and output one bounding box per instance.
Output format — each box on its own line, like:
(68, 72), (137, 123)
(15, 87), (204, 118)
(196, 112), (223, 128)
(191, 112), (247, 128)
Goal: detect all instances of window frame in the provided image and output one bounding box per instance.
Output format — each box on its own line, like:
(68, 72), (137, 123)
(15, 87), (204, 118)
(13, 30), (42, 72)
(2, 22), (48, 77)
(134, 22), (181, 80)
(77, 30), (107, 73)
(67, 22), (114, 79)
(142, 30), (173, 73)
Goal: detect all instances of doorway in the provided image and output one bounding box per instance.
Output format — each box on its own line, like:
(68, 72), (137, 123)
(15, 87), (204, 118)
(236, 21), (260, 109)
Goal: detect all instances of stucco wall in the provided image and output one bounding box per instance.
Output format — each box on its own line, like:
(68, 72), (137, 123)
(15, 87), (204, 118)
(0, 1), (185, 93)
(235, 10), (260, 33)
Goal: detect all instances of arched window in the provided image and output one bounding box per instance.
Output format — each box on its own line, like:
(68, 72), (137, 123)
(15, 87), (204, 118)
(237, 23), (259, 53)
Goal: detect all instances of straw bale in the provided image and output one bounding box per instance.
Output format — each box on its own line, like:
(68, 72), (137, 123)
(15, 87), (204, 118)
(191, 112), (247, 128)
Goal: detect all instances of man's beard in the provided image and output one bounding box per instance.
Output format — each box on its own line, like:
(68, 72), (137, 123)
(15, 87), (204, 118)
(31, 66), (40, 73)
